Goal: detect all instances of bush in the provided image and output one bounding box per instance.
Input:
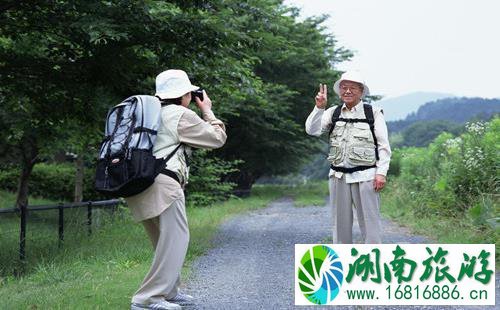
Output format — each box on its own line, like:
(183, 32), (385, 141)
(186, 150), (239, 207)
(0, 163), (103, 202)
(387, 148), (402, 177)
(396, 117), (499, 218)
(450, 120), (499, 203)
(0, 152), (239, 207)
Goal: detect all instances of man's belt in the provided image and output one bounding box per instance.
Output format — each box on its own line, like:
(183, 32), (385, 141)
(160, 168), (181, 184)
(330, 164), (376, 173)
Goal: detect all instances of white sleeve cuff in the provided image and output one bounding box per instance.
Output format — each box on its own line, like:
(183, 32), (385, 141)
(202, 110), (217, 122)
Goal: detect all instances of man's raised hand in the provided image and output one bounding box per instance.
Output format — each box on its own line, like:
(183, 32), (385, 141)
(315, 83), (327, 109)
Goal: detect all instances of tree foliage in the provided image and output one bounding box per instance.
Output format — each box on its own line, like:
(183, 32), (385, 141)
(0, 1), (348, 206)
(394, 120), (463, 148)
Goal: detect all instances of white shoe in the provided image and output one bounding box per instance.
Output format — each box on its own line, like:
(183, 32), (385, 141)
(131, 300), (181, 310)
(167, 292), (195, 305)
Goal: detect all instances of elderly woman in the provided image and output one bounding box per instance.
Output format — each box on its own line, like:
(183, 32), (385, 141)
(127, 69), (227, 310)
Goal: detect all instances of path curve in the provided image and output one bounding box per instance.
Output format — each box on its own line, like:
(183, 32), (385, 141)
(185, 198), (498, 309)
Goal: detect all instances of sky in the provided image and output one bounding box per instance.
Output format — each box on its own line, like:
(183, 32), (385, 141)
(284, 0), (500, 99)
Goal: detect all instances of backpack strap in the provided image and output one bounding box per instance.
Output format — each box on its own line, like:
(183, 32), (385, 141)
(159, 143), (185, 185)
(123, 99), (138, 159)
(133, 127), (158, 135)
(328, 105), (343, 136)
(105, 105), (126, 157)
(363, 104), (379, 161)
(160, 168), (180, 184)
(163, 143), (183, 163)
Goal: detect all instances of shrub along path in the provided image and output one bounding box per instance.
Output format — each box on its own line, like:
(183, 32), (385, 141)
(184, 198), (498, 309)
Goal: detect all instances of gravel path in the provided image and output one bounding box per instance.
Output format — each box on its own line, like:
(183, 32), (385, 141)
(185, 198), (498, 310)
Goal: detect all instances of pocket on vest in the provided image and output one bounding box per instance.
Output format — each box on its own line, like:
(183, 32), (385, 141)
(347, 146), (376, 166)
(328, 142), (344, 165)
(351, 123), (372, 141)
(331, 121), (346, 137)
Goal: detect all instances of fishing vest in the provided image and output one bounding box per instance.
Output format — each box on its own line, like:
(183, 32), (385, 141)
(327, 104), (379, 173)
(153, 104), (192, 185)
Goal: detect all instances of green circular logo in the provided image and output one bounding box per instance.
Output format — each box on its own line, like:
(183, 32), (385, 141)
(297, 245), (344, 305)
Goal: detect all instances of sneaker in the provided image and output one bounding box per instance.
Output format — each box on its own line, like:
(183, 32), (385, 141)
(131, 300), (181, 310)
(166, 292), (195, 306)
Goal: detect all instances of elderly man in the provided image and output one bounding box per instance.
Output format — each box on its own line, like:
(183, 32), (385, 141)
(305, 71), (391, 244)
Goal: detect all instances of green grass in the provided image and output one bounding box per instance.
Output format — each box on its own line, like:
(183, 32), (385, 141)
(286, 181), (329, 207)
(0, 190), (58, 209)
(381, 180), (499, 267)
(2, 178), (495, 309)
(0, 185), (289, 309)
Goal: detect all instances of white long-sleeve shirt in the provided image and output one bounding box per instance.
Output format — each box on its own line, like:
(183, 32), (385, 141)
(305, 103), (391, 183)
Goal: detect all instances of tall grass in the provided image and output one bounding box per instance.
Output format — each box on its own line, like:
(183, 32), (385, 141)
(382, 179), (499, 267)
(382, 118), (499, 267)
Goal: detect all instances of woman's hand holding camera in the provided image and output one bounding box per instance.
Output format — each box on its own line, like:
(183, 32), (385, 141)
(195, 90), (212, 113)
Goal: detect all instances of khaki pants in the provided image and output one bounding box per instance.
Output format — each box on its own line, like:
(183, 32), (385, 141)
(329, 176), (382, 243)
(132, 199), (189, 304)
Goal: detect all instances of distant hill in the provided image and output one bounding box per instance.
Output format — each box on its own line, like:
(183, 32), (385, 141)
(406, 97), (500, 123)
(373, 92), (455, 121)
(388, 97), (500, 133)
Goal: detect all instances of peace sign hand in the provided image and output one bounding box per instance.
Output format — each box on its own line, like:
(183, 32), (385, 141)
(315, 83), (328, 109)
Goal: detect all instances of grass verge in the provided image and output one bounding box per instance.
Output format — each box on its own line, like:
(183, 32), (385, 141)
(286, 181), (329, 207)
(0, 185), (288, 309)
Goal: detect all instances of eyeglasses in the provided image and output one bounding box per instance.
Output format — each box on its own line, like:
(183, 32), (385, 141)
(340, 85), (362, 93)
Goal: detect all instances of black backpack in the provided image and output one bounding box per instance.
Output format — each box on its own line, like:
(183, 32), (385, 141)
(94, 95), (177, 197)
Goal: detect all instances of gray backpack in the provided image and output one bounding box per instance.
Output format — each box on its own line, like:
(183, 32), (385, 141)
(95, 95), (171, 197)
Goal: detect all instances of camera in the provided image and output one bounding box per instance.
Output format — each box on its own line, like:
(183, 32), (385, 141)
(191, 89), (204, 102)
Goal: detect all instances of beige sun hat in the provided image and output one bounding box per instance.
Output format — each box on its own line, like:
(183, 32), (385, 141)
(155, 69), (199, 99)
(333, 70), (370, 98)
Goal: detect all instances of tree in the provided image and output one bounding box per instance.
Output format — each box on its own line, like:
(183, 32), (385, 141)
(397, 120), (463, 148)
(0, 1), (163, 208)
(192, 1), (351, 188)
(0, 0), (350, 206)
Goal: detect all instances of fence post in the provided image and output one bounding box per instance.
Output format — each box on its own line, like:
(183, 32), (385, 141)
(58, 203), (64, 248)
(87, 201), (92, 236)
(19, 204), (27, 262)
(14, 204), (28, 276)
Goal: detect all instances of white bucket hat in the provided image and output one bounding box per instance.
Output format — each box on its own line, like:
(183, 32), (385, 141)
(333, 70), (370, 98)
(155, 69), (199, 99)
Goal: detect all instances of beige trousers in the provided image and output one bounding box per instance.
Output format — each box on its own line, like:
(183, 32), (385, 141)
(329, 176), (382, 244)
(132, 199), (190, 304)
